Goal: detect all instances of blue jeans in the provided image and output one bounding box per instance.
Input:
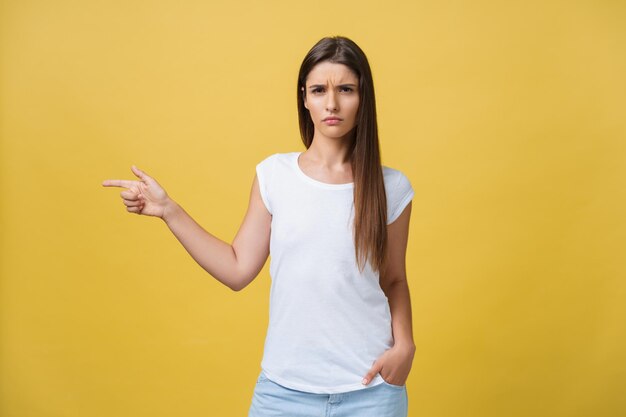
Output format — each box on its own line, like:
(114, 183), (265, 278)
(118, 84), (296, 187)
(248, 370), (408, 417)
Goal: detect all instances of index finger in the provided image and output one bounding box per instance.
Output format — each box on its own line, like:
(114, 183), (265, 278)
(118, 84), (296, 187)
(102, 179), (136, 188)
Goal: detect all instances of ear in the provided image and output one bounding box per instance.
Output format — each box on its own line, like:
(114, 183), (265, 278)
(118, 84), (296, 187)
(301, 86), (308, 110)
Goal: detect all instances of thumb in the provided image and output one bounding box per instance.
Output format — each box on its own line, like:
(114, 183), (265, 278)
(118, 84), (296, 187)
(131, 165), (150, 181)
(362, 362), (381, 385)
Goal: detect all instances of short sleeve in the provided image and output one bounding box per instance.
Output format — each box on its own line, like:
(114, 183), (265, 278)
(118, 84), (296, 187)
(255, 154), (276, 215)
(387, 170), (414, 225)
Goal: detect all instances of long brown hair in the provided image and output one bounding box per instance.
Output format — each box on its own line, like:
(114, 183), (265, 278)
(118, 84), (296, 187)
(297, 36), (389, 275)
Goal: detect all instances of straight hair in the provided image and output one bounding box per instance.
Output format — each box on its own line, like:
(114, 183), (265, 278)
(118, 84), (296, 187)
(296, 36), (389, 275)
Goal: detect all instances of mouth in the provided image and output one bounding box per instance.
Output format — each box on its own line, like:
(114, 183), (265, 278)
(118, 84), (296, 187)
(323, 117), (343, 121)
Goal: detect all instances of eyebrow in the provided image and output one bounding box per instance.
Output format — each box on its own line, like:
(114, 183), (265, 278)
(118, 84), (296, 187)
(308, 83), (358, 89)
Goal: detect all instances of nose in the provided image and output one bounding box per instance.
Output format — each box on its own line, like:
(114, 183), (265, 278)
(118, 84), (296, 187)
(325, 90), (338, 111)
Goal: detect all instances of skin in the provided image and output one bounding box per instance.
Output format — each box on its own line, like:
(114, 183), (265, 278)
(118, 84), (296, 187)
(102, 60), (415, 387)
(298, 61), (359, 182)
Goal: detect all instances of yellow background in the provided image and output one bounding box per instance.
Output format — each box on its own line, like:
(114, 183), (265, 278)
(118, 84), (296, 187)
(1, 0), (625, 416)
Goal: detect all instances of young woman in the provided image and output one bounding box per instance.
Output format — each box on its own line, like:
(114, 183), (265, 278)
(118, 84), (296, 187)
(103, 36), (415, 417)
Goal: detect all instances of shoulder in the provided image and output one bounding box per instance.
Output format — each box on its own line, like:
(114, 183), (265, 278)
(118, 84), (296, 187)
(382, 165), (411, 188)
(255, 152), (298, 184)
(382, 165), (414, 224)
(255, 152), (296, 215)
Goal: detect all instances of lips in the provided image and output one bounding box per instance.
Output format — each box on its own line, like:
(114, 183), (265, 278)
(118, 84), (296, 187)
(323, 117), (343, 121)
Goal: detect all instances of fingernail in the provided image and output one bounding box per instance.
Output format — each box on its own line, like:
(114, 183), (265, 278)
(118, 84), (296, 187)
(362, 378), (367, 385)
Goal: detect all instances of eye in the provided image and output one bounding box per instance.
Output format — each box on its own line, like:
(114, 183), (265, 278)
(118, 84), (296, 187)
(340, 87), (354, 93)
(312, 87), (324, 94)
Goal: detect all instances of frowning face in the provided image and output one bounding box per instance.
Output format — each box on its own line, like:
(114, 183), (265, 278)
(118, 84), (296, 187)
(302, 61), (360, 141)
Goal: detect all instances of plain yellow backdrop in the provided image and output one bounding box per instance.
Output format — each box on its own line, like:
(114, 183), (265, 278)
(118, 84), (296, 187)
(1, 1), (625, 416)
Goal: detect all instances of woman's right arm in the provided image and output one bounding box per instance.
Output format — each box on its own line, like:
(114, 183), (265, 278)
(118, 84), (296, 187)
(102, 165), (271, 291)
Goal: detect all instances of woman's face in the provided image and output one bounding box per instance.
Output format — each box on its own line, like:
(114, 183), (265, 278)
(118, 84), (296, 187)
(302, 61), (360, 141)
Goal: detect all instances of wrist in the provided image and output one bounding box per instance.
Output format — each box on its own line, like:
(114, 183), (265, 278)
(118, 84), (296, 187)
(394, 340), (416, 352)
(161, 198), (180, 223)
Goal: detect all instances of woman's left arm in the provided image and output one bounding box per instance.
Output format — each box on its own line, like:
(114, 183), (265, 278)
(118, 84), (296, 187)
(362, 201), (416, 386)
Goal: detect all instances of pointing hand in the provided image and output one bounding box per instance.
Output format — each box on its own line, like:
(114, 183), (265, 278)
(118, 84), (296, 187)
(102, 165), (171, 219)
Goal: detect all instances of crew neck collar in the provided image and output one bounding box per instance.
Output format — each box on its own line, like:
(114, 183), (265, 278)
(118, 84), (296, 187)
(292, 152), (354, 190)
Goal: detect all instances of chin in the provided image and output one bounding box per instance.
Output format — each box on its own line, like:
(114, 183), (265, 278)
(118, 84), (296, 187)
(323, 131), (350, 138)
(322, 126), (355, 136)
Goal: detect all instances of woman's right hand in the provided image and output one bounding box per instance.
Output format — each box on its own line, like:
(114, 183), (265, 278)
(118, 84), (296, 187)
(102, 165), (173, 219)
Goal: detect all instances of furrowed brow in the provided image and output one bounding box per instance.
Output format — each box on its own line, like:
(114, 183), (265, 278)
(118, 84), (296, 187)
(308, 83), (358, 89)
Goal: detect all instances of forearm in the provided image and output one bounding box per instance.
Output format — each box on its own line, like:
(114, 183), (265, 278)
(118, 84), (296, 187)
(161, 199), (241, 291)
(383, 279), (416, 349)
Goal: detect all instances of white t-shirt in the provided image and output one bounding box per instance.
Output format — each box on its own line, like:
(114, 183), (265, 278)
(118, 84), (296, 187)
(255, 151), (414, 394)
